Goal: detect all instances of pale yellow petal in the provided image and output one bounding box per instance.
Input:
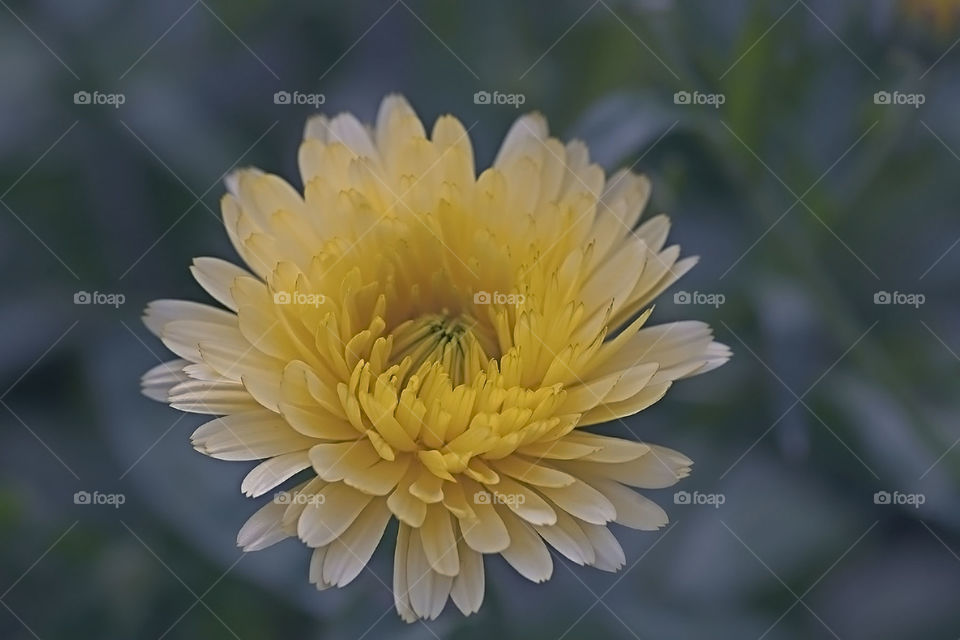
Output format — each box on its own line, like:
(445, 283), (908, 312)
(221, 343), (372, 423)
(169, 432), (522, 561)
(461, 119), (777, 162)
(420, 503), (460, 577)
(297, 482), (373, 547)
(191, 410), (314, 461)
(241, 451), (311, 497)
(497, 508), (552, 583)
(322, 498), (391, 587)
(141, 359), (189, 402)
(237, 499), (291, 551)
(450, 538), (485, 616)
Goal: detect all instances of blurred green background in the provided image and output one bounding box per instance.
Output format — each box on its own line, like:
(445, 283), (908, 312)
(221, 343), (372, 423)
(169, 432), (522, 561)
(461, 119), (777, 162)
(2, 0), (959, 638)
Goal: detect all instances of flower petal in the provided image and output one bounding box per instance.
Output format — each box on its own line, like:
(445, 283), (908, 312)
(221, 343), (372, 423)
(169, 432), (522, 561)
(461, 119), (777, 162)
(191, 410), (315, 461)
(298, 482), (373, 547)
(450, 539), (485, 616)
(141, 359), (189, 402)
(420, 503), (460, 577)
(237, 499), (291, 551)
(498, 508), (553, 583)
(241, 451), (311, 498)
(321, 498), (391, 587)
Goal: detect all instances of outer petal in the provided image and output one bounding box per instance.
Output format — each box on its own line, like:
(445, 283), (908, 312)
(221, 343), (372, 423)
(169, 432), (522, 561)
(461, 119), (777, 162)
(321, 498), (392, 587)
(497, 507), (553, 583)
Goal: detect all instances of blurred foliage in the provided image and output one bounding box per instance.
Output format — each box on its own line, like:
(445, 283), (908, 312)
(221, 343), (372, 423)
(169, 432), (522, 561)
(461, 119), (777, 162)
(2, 0), (960, 638)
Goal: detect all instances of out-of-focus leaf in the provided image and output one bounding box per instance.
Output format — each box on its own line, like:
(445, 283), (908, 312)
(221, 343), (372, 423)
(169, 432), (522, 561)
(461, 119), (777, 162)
(569, 90), (685, 169)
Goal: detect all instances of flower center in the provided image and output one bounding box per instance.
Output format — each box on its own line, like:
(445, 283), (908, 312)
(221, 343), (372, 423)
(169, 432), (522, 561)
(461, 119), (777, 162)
(389, 313), (490, 386)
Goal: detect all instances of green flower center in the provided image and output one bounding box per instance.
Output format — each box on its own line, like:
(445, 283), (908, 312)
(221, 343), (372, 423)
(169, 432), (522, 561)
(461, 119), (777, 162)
(390, 313), (489, 385)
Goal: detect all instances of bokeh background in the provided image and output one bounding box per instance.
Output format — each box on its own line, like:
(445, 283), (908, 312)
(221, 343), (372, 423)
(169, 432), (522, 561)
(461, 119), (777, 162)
(2, 0), (959, 638)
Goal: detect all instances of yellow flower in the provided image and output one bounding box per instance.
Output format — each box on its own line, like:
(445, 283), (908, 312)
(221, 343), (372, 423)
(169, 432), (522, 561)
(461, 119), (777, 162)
(902, 0), (960, 35)
(141, 95), (729, 621)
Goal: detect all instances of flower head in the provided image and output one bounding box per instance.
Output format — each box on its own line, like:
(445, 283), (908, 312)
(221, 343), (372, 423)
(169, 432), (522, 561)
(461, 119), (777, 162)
(142, 95), (729, 621)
